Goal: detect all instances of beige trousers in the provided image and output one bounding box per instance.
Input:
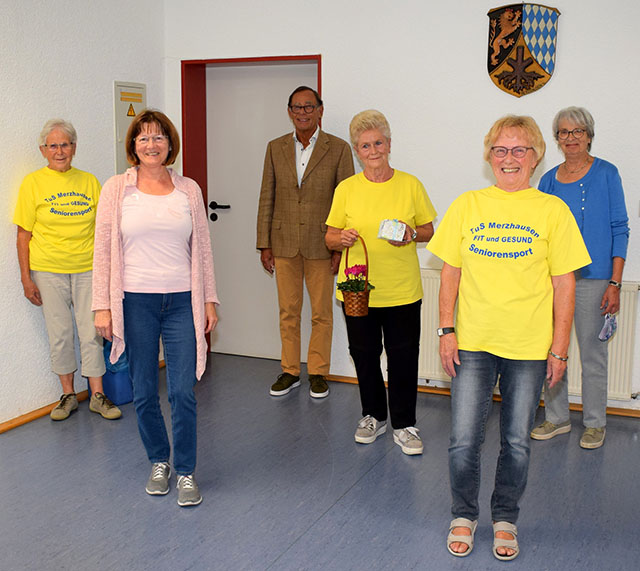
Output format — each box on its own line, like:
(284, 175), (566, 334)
(274, 254), (334, 376)
(32, 270), (106, 378)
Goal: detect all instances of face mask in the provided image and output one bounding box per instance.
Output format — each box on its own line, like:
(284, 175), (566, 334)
(598, 313), (617, 342)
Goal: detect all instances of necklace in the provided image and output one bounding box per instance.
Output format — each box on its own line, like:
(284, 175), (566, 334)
(563, 157), (591, 174)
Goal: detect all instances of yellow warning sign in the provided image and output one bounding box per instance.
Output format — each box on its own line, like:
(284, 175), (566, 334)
(127, 104), (136, 117)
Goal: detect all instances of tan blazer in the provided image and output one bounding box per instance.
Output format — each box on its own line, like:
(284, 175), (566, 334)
(256, 130), (354, 259)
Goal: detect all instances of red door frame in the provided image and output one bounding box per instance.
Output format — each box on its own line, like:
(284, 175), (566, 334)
(180, 55), (322, 203)
(180, 55), (321, 349)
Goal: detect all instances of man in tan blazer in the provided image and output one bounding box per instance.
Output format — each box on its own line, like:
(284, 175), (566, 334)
(257, 86), (354, 399)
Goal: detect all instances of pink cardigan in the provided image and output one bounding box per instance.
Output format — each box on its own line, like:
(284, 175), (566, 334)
(92, 167), (219, 380)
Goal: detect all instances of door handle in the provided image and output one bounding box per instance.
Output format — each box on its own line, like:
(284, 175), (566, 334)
(208, 201), (230, 222)
(209, 201), (231, 210)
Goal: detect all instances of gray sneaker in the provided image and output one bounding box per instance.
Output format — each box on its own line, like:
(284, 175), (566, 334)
(530, 420), (571, 440)
(393, 426), (424, 455)
(177, 474), (202, 507)
(355, 415), (387, 444)
(89, 392), (122, 420)
(146, 462), (171, 495)
(270, 373), (301, 396)
(580, 427), (606, 449)
(50, 393), (78, 421)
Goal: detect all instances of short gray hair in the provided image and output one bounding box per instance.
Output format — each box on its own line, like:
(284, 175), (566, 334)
(552, 107), (595, 151)
(349, 109), (391, 148)
(39, 119), (77, 146)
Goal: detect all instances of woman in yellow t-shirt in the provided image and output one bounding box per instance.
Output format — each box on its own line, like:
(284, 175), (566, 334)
(326, 110), (436, 457)
(428, 116), (590, 561)
(13, 119), (121, 422)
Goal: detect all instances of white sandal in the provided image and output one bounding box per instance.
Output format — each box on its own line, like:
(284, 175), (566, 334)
(447, 517), (478, 557)
(492, 521), (519, 561)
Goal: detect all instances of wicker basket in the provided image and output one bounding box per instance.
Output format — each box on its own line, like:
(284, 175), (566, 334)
(342, 236), (371, 317)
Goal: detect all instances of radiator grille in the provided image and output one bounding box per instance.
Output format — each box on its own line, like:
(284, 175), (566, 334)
(419, 269), (638, 401)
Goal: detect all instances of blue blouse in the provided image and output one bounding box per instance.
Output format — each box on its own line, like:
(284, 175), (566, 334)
(539, 157), (629, 279)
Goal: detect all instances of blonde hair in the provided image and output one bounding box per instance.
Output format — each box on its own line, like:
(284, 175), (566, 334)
(349, 109), (391, 148)
(483, 115), (545, 168)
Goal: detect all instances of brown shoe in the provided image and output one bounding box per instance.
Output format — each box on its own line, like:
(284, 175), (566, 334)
(269, 373), (300, 396)
(580, 427), (605, 449)
(50, 393), (78, 421)
(308, 374), (329, 399)
(89, 392), (122, 420)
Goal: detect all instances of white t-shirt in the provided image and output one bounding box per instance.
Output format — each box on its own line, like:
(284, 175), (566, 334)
(121, 188), (192, 293)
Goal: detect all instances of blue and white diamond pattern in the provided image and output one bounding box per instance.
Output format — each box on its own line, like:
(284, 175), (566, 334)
(522, 4), (559, 74)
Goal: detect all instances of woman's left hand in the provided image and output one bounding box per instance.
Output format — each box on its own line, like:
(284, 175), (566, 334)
(439, 334), (460, 378)
(388, 220), (413, 247)
(94, 309), (113, 341)
(600, 285), (620, 315)
(547, 272), (573, 388)
(205, 302), (218, 333)
(546, 355), (567, 388)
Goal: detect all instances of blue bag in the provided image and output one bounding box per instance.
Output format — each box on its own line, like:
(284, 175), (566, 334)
(103, 340), (128, 373)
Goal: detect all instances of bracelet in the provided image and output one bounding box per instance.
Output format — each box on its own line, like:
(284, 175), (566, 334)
(548, 350), (568, 362)
(608, 280), (622, 289)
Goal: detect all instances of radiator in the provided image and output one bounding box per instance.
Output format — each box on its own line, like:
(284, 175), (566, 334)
(419, 269), (449, 382)
(418, 269), (638, 401)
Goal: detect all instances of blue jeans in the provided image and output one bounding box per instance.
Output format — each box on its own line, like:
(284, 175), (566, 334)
(123, 292), (198, 476)
(449, 351), (545, 523)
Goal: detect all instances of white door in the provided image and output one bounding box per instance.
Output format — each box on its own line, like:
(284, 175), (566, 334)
(205, 62), (318, 358)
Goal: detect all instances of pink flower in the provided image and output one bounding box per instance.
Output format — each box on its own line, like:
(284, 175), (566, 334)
(345, 264), (367, 278)
(337, 263), (375, 292)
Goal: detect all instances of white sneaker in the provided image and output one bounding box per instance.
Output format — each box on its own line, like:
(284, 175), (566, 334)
(393, 427), (423, 455)
(354, 415), (387, 444)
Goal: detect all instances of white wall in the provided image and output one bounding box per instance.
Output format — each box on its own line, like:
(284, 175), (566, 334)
(0, 0), (165, 423)
(164, 0), (640, 406)
(3, 0), (640, 424)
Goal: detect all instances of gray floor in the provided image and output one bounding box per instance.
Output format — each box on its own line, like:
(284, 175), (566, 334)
(2, 353), (640, 570)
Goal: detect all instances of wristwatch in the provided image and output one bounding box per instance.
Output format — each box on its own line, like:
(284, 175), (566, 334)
(411, 228), (418, 241)
(437, 327), (455, 337)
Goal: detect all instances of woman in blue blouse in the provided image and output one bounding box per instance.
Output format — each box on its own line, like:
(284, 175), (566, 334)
(531, 107), (630, 449)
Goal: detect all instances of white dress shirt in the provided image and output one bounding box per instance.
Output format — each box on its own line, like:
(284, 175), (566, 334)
(293, 126), (320, 187)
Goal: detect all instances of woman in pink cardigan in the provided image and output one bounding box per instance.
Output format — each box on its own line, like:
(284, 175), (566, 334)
(93, 109), (218, 507)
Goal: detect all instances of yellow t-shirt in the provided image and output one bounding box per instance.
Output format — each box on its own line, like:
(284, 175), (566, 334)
(13, 166), (101, 273)
(326, 170), (437, 307)
(427, 186), (591, 360)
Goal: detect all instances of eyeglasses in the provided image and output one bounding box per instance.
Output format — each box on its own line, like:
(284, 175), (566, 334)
(490, 146), (533, 159)
(557, 128), (586, 140)
(136, 135), (168, 145)
(42, 142), (74, 152)
(288, 104), (319, 114)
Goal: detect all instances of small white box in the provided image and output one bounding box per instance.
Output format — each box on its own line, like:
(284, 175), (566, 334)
(378, 219), (406, 241)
